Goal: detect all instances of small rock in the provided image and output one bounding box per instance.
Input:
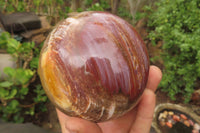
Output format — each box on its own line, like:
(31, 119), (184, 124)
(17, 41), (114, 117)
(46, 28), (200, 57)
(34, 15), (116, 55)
(194, 123), (200, 131)
(166, 122), (173, 128)
(168, 111), (174, 116)
(158, 113), (162, 120)
(159, 121), (165, 126)
(168, 119), (176, 125)
(168, 119), (172, 123)
(183, 120), (190, 127)
(160, 117), (165, 121)
(159, 113), (167, 120)
(188, 120), (194, 126)
(163, 110), (168, 116)
(173, 115), (180, 122)
(171, 119), (176, 124)
(180, 114), (187, 120)
(167, 114), (172, 120)
(192, 129), (199, 133)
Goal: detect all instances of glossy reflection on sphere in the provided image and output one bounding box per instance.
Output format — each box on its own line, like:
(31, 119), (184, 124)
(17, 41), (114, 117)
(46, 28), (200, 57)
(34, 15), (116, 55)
(39, 11), (149, 122)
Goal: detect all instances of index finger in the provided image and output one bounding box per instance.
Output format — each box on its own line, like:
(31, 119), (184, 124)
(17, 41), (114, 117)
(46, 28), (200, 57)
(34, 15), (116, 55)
(146, 65), (162, 92)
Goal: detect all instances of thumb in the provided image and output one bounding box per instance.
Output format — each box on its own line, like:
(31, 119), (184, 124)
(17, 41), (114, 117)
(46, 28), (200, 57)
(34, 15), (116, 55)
(56, 109), (102, 133)
(129, 89), (156, 133)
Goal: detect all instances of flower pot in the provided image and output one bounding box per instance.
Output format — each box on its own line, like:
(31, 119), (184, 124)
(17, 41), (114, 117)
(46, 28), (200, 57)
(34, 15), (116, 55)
(152, 103), (200, 133)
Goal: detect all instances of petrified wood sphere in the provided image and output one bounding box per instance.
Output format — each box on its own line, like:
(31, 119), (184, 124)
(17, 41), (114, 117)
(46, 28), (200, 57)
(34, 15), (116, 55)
(39, 11), (149, 122)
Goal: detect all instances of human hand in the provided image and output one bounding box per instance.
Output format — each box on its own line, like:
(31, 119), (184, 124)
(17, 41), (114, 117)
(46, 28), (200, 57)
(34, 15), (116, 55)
(56, 65), (162, 133)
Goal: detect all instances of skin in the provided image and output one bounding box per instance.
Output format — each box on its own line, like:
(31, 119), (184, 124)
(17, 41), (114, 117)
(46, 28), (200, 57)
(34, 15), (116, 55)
(56, 65), (162, 133)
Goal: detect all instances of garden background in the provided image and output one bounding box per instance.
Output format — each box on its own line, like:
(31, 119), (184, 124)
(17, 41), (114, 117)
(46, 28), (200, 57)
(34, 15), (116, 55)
(0, 0), (199, 132)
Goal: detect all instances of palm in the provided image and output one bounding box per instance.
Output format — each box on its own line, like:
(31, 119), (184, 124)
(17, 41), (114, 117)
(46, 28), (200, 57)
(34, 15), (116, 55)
(57, 66), (162, 133)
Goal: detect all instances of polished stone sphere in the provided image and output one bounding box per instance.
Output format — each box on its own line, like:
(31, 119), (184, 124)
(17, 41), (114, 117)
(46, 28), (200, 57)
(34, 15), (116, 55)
(39, 11), (149, 122)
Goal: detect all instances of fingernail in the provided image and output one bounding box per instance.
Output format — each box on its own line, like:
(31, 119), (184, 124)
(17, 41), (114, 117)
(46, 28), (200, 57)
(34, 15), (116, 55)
(152, 66), (162, 79)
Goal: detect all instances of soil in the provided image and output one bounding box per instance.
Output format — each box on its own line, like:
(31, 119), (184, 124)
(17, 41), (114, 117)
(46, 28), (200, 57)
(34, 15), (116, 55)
(40, 103), (61, 133)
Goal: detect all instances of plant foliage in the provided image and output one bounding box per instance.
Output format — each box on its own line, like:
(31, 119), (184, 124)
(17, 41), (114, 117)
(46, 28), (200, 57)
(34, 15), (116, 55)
(0, 0), (113, 24)
(146, 0), (200, 102)
(0, 32), (47, 123)
(0, 0), (71, 23)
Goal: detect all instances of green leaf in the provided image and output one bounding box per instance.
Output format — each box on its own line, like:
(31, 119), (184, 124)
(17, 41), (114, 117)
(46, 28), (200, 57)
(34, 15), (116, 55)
(15, 69), (34, 85)
(85, 0), (93, 6)
(0, 32), (10, 49)
(25, 107), (35, 116)
(0, 81), (13, 87)
(18, 69), (34, 84)
(9, 100), (19, 108)
(87, 3), (104, 11)
(6, 88), (17, 99)
(6, 38), (20, 54)
(3, 67), (15, 78)
(0, 88), (9, 98)
(39, 104), (47, 112)
(13, 113), (24, 123)
(34, 85), (47, 102)
(6, 100), (20, 114)
(30, 57), (39, 69)
(3, 68), (34, 85)
(19, 87), (29, 96)
(19, 42), (35, 54)
(33, 0), (41, 7)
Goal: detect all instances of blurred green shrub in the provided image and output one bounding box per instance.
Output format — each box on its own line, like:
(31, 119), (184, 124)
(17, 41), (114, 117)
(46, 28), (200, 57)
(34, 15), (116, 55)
(0, 0), (112, 24)
(146, 0), (200, 102)
(87, 3), (105, 11)
(117, 7), (133, 20)
(86, 0), (110, 11)
(0, 0), (71, 23)
(0, 32), (47, 123)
